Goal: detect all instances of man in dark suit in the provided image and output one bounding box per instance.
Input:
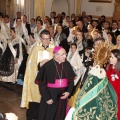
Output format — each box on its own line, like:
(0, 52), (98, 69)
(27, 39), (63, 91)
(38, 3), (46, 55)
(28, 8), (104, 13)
(61, 12), (66, 24)
(79, 11), (86, 21)
(50, 12), (55, 25)
(88, 15), (93, 24)
(63, 21), (75, 51)
(63, 20), (75, 38)
(111, 21), (120, 38)
(83, 16), (89, 33)
(73, 16), (80, 26)
(22, 15), (31, 35)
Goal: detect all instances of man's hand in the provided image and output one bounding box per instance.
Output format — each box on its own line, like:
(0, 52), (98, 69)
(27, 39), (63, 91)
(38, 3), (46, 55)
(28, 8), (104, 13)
(60, 92), (70, 99)
(46, 99), (53, 104)
(40, 59), (49, 67)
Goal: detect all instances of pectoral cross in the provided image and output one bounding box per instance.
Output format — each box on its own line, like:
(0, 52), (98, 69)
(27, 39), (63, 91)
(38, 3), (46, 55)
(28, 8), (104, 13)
(60, 79), (63, 86)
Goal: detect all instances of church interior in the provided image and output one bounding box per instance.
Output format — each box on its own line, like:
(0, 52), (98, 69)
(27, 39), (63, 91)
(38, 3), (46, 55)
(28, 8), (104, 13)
(0, 0), (120, 21)
(0, 0), (120, 120)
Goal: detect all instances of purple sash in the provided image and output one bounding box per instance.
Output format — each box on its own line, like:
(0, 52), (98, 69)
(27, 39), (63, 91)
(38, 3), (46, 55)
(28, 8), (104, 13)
(47, 79), (68, 88)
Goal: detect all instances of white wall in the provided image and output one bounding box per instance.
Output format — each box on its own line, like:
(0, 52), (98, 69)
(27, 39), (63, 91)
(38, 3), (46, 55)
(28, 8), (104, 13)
(3, 0), (115, 19)
(52, 0), (68, 15)
(30, 0), (34, 19)
(81, 0), (115, 17)
(45, 0), (75, 17)
(45, 0), (115, 17)
(70, 0), (75, 15)
(45, 0), (53, 16)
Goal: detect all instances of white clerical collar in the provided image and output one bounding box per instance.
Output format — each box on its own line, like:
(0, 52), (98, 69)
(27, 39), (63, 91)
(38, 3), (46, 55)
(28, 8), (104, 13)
(112, 29), (117, 32)
(102, 27), (104, 30)
(54, 59), (61, 64)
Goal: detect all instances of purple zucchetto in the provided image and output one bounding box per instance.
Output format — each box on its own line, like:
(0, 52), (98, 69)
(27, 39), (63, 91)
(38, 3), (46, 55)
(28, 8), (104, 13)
(53, 46), (62, 54)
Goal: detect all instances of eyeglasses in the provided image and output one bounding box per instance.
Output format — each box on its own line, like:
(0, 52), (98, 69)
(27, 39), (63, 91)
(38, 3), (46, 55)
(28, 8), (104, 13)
(56, 53), (67, 57)
(42, 38), (50, 41)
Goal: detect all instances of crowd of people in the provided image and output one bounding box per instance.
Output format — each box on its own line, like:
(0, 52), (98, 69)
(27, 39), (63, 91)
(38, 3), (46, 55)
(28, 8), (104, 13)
(0, 10), (120, 120)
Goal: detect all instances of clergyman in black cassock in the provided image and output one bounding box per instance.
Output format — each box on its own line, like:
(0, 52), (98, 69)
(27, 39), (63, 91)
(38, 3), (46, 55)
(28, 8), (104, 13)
(36, 46), (75, 120)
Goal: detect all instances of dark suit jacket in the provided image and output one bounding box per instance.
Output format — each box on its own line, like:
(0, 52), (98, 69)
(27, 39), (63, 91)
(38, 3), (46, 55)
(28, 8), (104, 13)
(25, 22), (31, 35)
(114, 30), (120, 38)
(83, 23), (89, 33)
(63, 27), (70, 38)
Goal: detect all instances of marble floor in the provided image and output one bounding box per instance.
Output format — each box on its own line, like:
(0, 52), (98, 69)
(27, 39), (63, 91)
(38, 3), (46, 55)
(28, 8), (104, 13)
(0, 82), (26, 120)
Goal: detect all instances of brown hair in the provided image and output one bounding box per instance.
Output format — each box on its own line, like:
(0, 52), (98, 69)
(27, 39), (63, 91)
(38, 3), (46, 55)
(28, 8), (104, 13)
(91, 29), (100, 36)
(111, 49), (120, 73)
(71, 43), (77, 49)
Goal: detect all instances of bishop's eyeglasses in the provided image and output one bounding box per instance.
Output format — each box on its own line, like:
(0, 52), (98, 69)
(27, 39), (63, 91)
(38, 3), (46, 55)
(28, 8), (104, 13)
(56, 53), (67, 57)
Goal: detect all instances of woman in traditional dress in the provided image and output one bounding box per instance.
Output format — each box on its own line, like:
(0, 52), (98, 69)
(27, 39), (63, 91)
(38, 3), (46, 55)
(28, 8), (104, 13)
(13, 17), (29, 82)
(34, 19), (45, 42)
(65, 42), (118, 120)
(87, 29), (101, 48)
(67, 43), (83, 86)
(53, 24), (66, 45)
(14, 17), (30, 45)
(48, 26), (57, 46)
(71, 14), (75, 21)
(106, 49), (120, 119)
(107, 32), (116, 46)
(0, 32), (7, 56)
(67, 43), (85, 107)
(74, 30), (87, 55)
(62, 16), (70, 28)
(26, 33), (38, 54)
(84, 24), (94, 41)
(0, 28), (23, 83)
(112, 35), (120, 50)
(53, 24), (69, 53)
(45, 19), (52, 31)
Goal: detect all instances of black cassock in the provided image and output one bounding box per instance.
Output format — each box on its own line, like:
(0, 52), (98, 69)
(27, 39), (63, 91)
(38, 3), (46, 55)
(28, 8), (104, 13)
(36, 59), (75, 120)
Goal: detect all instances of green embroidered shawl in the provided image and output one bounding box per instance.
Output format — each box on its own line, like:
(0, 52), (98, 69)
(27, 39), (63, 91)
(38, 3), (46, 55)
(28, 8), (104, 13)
(72, 75), (118, 120)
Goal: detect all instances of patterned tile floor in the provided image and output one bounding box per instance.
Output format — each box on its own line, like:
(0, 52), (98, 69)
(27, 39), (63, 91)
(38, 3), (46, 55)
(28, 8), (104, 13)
(0, 82), (26, 120)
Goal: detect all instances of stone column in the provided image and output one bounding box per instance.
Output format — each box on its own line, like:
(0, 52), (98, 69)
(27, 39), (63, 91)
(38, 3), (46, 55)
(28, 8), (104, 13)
(0, 0), (6, 15)
(113, 0), (120, 20)
(75, 0), (82, 15)
(6, 0), (15, 19)
(34, 0), (45, 18)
